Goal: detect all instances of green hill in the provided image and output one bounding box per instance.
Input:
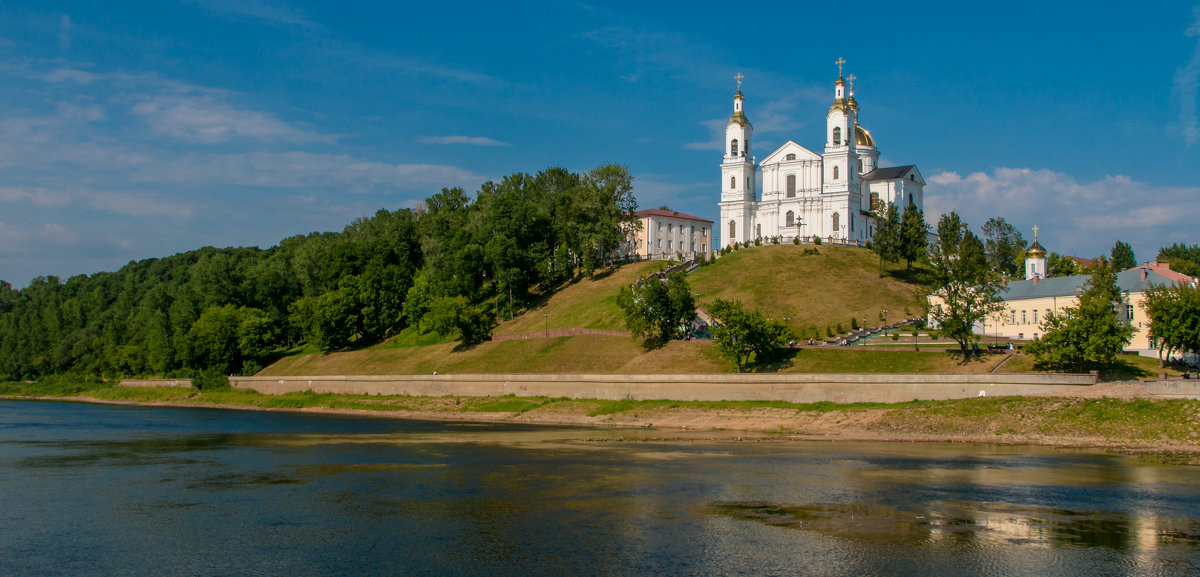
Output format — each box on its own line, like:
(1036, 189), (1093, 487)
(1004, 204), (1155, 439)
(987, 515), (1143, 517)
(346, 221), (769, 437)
(261, 244), (946, 375)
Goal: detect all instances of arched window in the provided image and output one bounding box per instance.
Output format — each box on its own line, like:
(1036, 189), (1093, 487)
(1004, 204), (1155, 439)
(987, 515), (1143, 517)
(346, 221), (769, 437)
(785, 153), (796, 161)
(786, 174), (796, 198)
(730, 139), (739, 157)
(730, 176), (736, 190)
(833, 165), (839, 180)
(832, 212), (840, 233)
(785, 211), (795, 227)
(833, 127), (842, 145)
(729, 220), (736, 240)
(858, 159), (864, 173)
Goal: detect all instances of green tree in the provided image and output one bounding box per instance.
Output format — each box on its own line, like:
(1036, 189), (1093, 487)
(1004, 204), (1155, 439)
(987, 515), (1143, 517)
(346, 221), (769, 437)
(708, 299), (794, 372)
(1157, 243), (1200, 277)
(617, 270), (695, 343)
(1111, 240), (1136, 270)
(1046, 252), (1081, 278)
(899, 203), (927, 272)
(927, 211), (1005, 358)
(425, 295), (494, 345)
(870, 202), (901, 276)
(1025, 257), (1136, 371)
(1142, 281), (1200, 367)
(981, 216), (1026, 276)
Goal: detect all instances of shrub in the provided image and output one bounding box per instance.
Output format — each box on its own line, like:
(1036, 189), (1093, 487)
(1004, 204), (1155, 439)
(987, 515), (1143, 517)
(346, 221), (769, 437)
(754, 237), (762, 246)
(825, 326), (834, 338)
(813, 236), (822, 245)
(851, 317), (859, 330)
(793, 236), (800, 245)
(194, 366), (230, 391)
(836, 323), (844, 334)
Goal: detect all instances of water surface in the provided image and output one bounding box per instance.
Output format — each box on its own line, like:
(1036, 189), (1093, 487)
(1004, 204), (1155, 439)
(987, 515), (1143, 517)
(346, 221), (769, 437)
(1, 399), (1198, 576)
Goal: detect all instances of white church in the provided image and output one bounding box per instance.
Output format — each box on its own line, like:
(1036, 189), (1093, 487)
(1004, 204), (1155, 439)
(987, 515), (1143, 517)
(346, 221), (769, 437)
(719, 62), (926, 247)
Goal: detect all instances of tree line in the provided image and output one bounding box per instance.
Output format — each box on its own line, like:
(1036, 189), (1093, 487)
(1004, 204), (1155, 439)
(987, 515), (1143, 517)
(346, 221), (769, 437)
(0, 164), (639, 381)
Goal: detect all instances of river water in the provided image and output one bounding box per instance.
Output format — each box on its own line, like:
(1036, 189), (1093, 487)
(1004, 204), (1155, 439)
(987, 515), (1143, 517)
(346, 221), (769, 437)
(1, 399), (1198, 576)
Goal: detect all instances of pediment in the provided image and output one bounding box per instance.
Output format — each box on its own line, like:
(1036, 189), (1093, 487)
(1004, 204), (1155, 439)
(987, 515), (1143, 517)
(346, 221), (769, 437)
(761, 140), (822, 165)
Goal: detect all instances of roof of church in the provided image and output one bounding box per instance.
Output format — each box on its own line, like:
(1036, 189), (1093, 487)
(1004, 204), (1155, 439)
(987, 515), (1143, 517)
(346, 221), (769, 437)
(1000, 267), (1179, 301)
(1025, 239), (1046, 258)
(861, 165), (916, 181)
(633, 208), (714, 223)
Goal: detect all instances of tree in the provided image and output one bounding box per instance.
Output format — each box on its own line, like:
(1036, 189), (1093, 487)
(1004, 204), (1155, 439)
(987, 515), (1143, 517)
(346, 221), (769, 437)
(617, 270), (695, 343)
(927, 211), (1005, 358)
(1046, 252), (1081, 278)
(1142, 281), (1200, 367)
(1157, 243), (1200, 278)
(1025, 257), (1136, 372)
(870, 202), (901, 276)
(1111, 240), (1136, 270)
(708, 299), (794, 372)
(424, 296), (494, 345)
(899, 203), (927, 272)
(981, 217), (1026, 277)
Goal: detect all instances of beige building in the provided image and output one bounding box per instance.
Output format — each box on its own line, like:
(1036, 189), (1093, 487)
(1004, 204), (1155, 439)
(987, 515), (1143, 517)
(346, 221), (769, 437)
(931, 231), (1195, 357)
(623, 208), (712, 261)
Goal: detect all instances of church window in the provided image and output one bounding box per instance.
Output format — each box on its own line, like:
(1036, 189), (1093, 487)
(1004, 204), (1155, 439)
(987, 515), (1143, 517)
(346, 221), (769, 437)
(832, 212), (840, 232)
(785, 153), (796, 161)
(730, 176), (736, 190)
(786, 174), (796, 198)
(833, 165), (839, 180)
(870, 192), (881, 211)
(731, 139), (739, 157)
(786, 211), (795, 227)
(850, 214), (854, 232)
(858, 159), (864, 173)
(833, 127), (842, 145)
(729, 220), (736, 239)
(756, 224), (761, 238)
(1126, 304), (1134, 320)
(909, 174), (915, 181)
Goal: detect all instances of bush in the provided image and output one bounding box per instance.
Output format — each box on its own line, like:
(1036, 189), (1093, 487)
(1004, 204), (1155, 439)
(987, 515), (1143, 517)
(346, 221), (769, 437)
(825, 326), (834, 338)
(851, 317), (859, 330)
(836, 323), (844, 334)
(194, 366), (230, 391)
(813, 236), (822, 245)
(793, 237), (800, 245)
(754, 237), (762, 246)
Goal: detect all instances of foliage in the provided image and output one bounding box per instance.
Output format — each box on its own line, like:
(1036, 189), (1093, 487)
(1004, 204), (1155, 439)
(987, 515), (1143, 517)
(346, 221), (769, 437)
(193, 366), (230, 390)
(927, 211), (1006, 358)
(1046, 252), (1081, 277)
(617, 270), (696, 343)
(899, 203), (927, 272)
(1142, 281), (1200, 363)
(870, 202), (901, 276)
(425, 296), (495, 345)
(1157, 243), (1200, 277)
(1110, 240), (1136, 270)
(981, 216), (1026, 277)
(708, 298), (794, 372)
(1025, 257), (1136, 372)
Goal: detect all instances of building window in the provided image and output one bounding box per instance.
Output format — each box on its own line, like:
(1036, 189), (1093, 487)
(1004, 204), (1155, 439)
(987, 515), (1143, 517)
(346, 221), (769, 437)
(731, 139), (739, 157)
(786, 211), (795, 227)
(730, 176), (736, 190)
(858, 159), (864, 173)
(833, 127), (841, 145)
(786, 174), (796, 198)
(1033, 309), (1038, 324)
(1010, 311), (1016, 324)
(909, 174), (915, 181)
(870, 192), (881, 211)
(1126, 304), (1134, 320)
(756, 224), (761, 238)
(1022, 310), (1027, 324)
(831, 212), (840, 233)
(785, 153), (796, 161)
(729, 220), (735, 239)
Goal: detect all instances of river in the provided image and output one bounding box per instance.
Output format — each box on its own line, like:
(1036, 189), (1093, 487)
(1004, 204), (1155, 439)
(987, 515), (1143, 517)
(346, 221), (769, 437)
(1, 399), (1198, 576)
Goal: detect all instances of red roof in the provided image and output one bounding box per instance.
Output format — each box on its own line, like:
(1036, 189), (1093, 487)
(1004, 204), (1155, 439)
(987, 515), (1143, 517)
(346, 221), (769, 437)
(1128, 261), (1195, 286)
(632, 208), (713, 223)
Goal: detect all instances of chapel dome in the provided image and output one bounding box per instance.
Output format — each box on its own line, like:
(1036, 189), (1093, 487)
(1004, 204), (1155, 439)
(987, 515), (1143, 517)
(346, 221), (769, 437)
(1025, 240), (1047, 258)
(855, 125), (875, 147)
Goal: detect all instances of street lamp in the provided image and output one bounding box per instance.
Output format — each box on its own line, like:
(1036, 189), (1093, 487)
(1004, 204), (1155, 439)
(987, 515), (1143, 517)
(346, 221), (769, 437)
(544, 313), (549, 338)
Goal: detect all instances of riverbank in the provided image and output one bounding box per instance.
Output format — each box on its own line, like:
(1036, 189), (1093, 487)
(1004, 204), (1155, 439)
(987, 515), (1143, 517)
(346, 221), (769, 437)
(4, 381), (1199, 457)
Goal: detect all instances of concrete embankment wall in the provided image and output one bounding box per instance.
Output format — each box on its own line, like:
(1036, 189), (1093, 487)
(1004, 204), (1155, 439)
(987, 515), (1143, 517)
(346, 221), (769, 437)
(230, 373), (1097, 404)
(1144, 380), (1200, 399)
(118, 379), (194, 388)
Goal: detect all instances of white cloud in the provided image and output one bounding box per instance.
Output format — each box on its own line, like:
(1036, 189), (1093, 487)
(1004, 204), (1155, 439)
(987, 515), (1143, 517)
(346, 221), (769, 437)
(58, 15), (72, 52)
(684, 118), (726, 151)
(1173, 6), (1200, 145)
(0, 187), (71, 207)
(130, 93), (326, 144)
(184, 0), (317, 29)
(420, 135), (509, 146)
(926, 167), (1200, 262)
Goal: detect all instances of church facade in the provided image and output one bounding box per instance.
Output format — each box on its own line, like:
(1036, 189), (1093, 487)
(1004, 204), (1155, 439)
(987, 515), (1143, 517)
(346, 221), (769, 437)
(719, 64), (925, 247)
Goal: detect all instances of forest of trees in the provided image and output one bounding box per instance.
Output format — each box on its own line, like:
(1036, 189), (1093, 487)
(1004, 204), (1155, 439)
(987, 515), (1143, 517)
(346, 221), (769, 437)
(0, 164), (639, 381)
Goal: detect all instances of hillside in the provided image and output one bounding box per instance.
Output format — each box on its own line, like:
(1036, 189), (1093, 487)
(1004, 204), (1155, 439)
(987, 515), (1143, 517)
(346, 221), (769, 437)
(261, 244), (939, 376)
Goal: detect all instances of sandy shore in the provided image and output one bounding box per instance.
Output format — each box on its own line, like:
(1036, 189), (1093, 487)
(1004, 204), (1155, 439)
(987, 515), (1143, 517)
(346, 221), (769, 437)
(10, 380), (1198, 457)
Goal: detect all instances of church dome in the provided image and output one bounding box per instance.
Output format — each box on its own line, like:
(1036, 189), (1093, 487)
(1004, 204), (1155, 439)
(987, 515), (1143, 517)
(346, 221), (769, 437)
(855, 125), (875, 147)
(1025, 240), (1046, 258)
(728, 89), (752, 127)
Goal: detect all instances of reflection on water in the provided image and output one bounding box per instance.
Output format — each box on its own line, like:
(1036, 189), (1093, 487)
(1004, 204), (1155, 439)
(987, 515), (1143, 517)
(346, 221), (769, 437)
(2, 399), (1199, 577)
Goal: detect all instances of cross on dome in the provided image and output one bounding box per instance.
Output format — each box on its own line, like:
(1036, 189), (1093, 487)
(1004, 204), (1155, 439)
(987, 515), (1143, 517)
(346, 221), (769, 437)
(1032, 225), (1039, 242)
(835, 57), (846, 78)
(734, 72), (743, 90)
(846, 74), (856, 91)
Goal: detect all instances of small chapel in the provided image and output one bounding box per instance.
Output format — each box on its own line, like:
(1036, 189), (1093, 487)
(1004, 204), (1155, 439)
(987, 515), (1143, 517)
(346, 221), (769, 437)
(719, 61), (926, 247)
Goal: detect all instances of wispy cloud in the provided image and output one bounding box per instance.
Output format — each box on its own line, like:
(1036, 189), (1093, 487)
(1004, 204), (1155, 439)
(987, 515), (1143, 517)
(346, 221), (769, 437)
(57, 14), (72, 52)
(183, 0), (317, 30)
(420, 135), (509, 146)
(1173, 6), (1200, 145)
(926, 167), (1200, 260)
(130, 93), (328, 144)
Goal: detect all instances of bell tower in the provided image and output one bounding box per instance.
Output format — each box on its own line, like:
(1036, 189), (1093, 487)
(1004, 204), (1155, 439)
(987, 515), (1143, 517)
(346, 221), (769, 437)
(719, 73), (758, 246)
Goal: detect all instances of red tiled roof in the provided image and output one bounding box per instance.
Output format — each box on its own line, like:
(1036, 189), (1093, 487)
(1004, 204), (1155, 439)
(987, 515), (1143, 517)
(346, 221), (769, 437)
(632, 208), (713, 223)
(1128, 261), (1195, 285)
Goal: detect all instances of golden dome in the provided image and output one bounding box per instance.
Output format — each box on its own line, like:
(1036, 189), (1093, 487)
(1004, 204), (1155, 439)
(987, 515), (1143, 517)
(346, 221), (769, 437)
(855, 125), (875, 147)
(727, 110), (751, 128)
(1025, 240), (1046, 258)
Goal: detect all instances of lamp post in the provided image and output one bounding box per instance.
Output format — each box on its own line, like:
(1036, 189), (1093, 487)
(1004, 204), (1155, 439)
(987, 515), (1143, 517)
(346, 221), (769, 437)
(544, 313), (549, 338)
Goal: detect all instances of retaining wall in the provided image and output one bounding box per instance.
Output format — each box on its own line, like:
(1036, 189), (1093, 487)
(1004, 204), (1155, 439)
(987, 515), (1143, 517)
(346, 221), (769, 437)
(118, 379), (194, 389)
(1144, 380), (1200, 400)
(230, 373), (1097, 404)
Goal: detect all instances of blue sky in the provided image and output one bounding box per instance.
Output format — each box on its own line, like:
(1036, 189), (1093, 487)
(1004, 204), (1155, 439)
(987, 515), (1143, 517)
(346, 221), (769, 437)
(1, 1), (1198, 288)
